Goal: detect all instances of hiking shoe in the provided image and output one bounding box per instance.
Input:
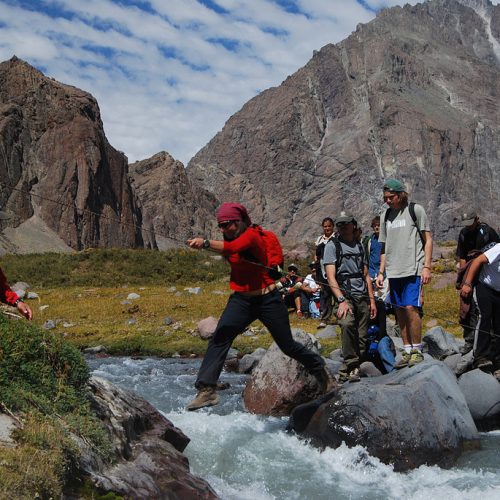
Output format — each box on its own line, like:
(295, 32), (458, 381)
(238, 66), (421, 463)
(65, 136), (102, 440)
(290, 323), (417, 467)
(459, 343), (473, 355)
(186, 386), (219, 411)
(394, 351), (411, 370)
(408, 349), (424, 367)
(317, 322), (327, 329)
(297, 311), (305, 319)
(348, 368), (360, 382)
(315, 366), (338, 393)
(473, 358), (493, 373)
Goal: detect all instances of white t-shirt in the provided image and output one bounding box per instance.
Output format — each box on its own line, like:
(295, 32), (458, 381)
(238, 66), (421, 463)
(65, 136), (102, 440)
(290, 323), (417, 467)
(303, 273), (320, 299)
(479, 243), (500, 292)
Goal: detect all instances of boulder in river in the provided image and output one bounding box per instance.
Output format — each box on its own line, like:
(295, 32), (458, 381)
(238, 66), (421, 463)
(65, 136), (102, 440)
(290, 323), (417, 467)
(288, 360), (479, 471)
(78, 376), (216, 499)
(243, 329), (324, 416)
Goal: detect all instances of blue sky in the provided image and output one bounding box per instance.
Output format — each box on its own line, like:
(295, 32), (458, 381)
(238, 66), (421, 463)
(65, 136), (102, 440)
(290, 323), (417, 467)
(0, 0), (498, 164)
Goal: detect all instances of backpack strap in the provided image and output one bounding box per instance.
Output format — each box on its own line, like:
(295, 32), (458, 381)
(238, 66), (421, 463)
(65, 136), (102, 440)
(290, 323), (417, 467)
(334, 240), (365, 291)
(384, 203), (425, 248)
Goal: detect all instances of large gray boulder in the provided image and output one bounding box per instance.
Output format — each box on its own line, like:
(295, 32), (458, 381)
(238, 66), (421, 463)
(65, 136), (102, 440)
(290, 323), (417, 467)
(422, 326), (461, 359)
(78, 377), (216, 499)
(288, 360), (479, 471)
(458, 369), (500, 431)
(243, 329), (324, 416)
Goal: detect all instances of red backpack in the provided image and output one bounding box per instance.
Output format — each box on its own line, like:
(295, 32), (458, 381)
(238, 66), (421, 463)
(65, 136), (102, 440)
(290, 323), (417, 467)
(252, 225), (284, 279)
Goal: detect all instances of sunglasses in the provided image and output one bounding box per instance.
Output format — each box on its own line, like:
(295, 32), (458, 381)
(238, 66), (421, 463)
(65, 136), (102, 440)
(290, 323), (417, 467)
(218, 220), (237, 229)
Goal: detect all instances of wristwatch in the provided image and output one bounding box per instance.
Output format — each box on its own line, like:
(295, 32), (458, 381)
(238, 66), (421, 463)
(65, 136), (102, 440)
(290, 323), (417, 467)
(203, 238), (210, 249)
(337, 295), (346, 303)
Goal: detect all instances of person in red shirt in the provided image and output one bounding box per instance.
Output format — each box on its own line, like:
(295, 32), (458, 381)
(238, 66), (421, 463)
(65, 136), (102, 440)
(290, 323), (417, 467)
(0, 267), (32, 320)
(186, 202), (336, 411)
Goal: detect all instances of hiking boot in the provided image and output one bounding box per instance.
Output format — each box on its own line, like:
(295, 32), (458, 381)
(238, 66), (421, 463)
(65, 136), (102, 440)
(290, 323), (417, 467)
(408, 349), (424, 367)
(459, 343), (473, 355)
(473, 358), (493, 373)
(348, 368), (360, 382)
(186, 386), (219, 411)
(394, 351), (411, 370)
(315, 366), (338, 393)
(317, 322), (327, 329)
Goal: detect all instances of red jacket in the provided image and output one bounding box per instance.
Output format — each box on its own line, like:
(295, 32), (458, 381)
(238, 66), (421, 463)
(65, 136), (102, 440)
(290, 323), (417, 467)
(0, 267), (19, 306)
(223, 227), (275, 292)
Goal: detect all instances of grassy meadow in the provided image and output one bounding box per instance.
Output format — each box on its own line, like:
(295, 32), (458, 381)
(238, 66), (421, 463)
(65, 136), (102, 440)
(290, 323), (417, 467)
(1, 247), (461, 358)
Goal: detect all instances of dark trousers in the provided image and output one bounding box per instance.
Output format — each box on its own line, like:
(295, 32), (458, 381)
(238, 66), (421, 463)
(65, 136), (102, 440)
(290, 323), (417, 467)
(195, 289), (325, 387)
(320, 282), (334, 322)
(473, 282), (500, 362)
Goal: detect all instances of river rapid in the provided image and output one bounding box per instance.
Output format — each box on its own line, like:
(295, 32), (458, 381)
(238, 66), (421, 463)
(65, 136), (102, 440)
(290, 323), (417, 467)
(88, 356), (500, 500)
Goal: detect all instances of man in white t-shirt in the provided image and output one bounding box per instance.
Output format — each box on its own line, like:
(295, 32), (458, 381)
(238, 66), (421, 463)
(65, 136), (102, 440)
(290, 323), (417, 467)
(460, 243), (500, 375)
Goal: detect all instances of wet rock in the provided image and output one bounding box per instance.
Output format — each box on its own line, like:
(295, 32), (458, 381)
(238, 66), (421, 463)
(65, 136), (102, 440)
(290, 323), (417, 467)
(238, 354), (260, 374)
(458, 369), (500, 431)
(80, 377), (216, 499)
(243, 329), (324, 416)
(289, 361), (479, 472)
(224, 349), (240, 372)
(197, 316), (218, 340)
(422, 326), (461, 359)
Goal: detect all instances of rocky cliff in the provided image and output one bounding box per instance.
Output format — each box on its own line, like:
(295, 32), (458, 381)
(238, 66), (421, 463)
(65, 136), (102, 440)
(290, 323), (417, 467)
(129, 152), (218, 249)
(0, 56), (152, 252)
(187, 0), (500, 241)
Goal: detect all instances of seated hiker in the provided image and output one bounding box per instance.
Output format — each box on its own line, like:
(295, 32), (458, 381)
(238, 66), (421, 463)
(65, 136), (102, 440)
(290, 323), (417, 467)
(0, 267), (32, 320)
(364, 324), (396, 374)
(299, 262), (321, 319)
(460, 242), (500, 377)
(277, 264), (304, 317)
(456, 210), (499, 354)
(323, 211), (377, 383)
(185, 202), (336, 410)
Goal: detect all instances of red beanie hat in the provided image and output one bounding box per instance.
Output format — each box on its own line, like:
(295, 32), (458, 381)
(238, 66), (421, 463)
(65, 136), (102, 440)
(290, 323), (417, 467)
(216, 203), (252, 225)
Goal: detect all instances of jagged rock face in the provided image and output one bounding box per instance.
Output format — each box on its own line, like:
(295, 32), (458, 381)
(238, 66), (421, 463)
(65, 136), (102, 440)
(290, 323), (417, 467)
(187, 0), (500, 242)
(129, 152), (218, 249)
(0, 57), (149, 250)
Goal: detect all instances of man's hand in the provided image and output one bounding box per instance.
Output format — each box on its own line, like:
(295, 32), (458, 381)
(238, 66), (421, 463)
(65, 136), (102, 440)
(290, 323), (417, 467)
(187, 238), (204, 249)
(375, 273), (384, 289)
(460, 283), (472, 299)
(369, 300), (377, 319)
(336, 301), (353, 319)
(17, 301), (33, 321)
(421, 267), (432, 285)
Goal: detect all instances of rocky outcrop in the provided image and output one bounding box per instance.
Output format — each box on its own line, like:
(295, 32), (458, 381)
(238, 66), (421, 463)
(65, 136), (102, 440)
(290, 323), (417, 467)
(187, 0), (500, 242)
(243, 329), (325, 415)
(129, 152), (218, 249)
(288, 361), (480, 471)
(75, 376), (216, 499)
(0, 57), (153, 251)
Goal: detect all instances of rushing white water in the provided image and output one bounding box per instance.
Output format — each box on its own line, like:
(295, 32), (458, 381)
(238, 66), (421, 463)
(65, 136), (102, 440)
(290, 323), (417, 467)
(88, 356), (500, 500)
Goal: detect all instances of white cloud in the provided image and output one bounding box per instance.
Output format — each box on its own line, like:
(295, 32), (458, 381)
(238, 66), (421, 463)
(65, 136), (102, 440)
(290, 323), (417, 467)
(0, 0), (498, 164)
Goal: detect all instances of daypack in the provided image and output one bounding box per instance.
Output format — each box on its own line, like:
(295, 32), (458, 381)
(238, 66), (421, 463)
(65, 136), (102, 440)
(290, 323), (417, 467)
(384, 201), (425, 247)
(243, 225), (284, 279)
(333, 239), (366, 295)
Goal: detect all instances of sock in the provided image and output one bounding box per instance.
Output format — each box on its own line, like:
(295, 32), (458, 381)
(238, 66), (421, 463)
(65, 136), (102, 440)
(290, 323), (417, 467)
(411, 344), (422, 352)
(404, 345), (412, 354)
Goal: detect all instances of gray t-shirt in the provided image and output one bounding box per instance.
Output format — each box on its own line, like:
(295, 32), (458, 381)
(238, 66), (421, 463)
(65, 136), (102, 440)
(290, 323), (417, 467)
(323, 238), (368, 296)
(379, 203), (430, 278)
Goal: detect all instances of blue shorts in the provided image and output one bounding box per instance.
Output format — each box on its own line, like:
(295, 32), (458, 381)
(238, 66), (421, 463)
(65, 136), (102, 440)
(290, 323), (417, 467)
(389, 276), (422, 308)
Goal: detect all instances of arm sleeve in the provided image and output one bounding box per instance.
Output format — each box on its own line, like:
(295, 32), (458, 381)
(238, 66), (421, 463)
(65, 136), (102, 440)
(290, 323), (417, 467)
(379, 212), (387, 244)
(222, 228), (255, 254)
(323, 241), (337, 266)
(415, 204), (431, 232)
(0, 267), (19, 306)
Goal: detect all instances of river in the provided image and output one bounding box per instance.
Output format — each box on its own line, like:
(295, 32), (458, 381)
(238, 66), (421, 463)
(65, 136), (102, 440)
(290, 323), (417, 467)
(88, 356), (500, 500)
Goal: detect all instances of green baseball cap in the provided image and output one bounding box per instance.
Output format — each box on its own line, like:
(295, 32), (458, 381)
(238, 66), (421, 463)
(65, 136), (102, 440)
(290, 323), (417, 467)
(383, 178), (406, 192)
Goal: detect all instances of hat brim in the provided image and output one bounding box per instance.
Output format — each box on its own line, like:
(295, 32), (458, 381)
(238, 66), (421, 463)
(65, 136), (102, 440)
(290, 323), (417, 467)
(336, 218), (354, 224)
